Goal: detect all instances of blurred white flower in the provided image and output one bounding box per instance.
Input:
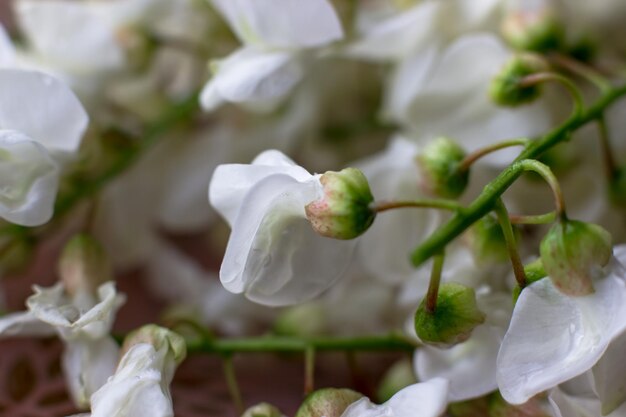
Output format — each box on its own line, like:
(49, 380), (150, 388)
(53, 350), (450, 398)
(209, 149), (356, 306)
(200, 0), (343, 110)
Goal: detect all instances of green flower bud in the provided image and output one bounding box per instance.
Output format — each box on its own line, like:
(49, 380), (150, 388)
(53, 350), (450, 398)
(540, 220), (612, 296)
(377, 359), (416, 403)
(489, 54), (548, 107)
(414, 282), (486, 347)
(465, 214), (518, 265)
(417, 137), (468, 199)
(58, 233), (112, 297)
(501, 9), (564, 53)
(241, 403), (284, 417)
(295, 388), (363, 417)
(122, 324), (187, 364)
(305, 168), (375, 240)
(273, 304), (327, 337)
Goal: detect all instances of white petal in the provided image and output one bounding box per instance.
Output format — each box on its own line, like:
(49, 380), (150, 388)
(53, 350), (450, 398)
(26, 283), (74, 327)
(0, 130), (59, 226)
(210, 0), (342, 48)
(0, 69), (88, 154)
(209, 150), (310, 225)
(415, 326), (501, 401)
(220, 174), (355, 306)
(200, 48), (302, 111)
(0, 24), (16, 67)
(0, 311), (55, 337)
(71, 282), (126, 338)
(497, 264), (626, 404)
(16, 0), (124, 73)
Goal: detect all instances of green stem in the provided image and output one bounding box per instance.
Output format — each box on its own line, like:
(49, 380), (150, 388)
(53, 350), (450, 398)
(222, 355), (245, 414)
(520, 72), (584, 117)
(518, 160), (567, 220)
(425, 251), (445, 313)
(458, 138), (530, 172)
(304, 346), (316, 395)
(509, 211), (556, 225)
(411, 83), (626, 267)
(548, 53), (612, 93)
(597, 115), (617, 180)
(494, 199), (527, 288)
(371, 199), (463, 213)
(187, 334), (417, 354)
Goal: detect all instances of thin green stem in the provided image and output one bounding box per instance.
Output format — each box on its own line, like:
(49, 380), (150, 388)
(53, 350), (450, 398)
(222, 355), (244, 414)
(509, 211), (556, 225)
(304, 346), (316, 395)
(458, 138), (530, 172)
(371, 199), (463, 213)
(597, 115), (617, 180)
(494, 199), (527, 288)
(186, 334), (417, 354)
(410, 83), (626, 267)
(548, 53), (612, 93)
(520, 72), (585, 117)
(518, 159), (567, 221)
(425, 251), (445, 313)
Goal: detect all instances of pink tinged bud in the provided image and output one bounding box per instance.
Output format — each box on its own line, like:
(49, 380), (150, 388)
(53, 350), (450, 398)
(540, 220), (612, 296)
(416, 137), (468, 199)
(305, 168), (375, 240)
(295, 388), (364, 417)
(242, 403), (284, 417)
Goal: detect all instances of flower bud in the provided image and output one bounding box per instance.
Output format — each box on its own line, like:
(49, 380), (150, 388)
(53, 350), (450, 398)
(295, 388), (363, 417)
(122, 324), (187, 365)
(416, 137), (468, 199)
(513, 258), (547, 303)
(540, 220), (612, 296)
(489, 54), (548, 107)
(242, 403), (285, 417)
(58, 233), (112, 297)
(501, 9), (564, 52)
(414, 282), (486, 348)
(273, 304), (327, 337)
(377, 359), (416, 402)
(305, 168), (375, 240)
(465, 214), (518, 265)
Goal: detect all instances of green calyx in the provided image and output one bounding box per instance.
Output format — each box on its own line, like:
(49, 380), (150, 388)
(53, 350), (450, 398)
(122, 324), (187, 364)
(489, 54), (548, 107)
(501, 9), (565, 53)
(540, 219), (612, 296)
(414, 282), (485, 347)
(417, 137), (469, 199)
(295, 388), (364, 417)
(305, 167), (375, 240)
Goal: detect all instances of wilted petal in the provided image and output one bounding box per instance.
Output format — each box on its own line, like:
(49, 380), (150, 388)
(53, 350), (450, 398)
(0, 310), (55, 337)
(210, 0), (342, 49)
(497, 261), (626, 404)
(200, 48), (302, 111)
(0, 69), (88, 154)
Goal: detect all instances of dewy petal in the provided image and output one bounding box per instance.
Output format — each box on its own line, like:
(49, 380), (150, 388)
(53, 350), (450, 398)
(415, 325), (501, 401)
(90, 343), (174, 417)
(200, 48), (302, 111)
(340, 378), (449, 417)
(209, 149), (310, 226)
(0, 130), (59, 226)
(0, 69), (89, 154)
(15, 0), (124, 74)
(497, 260), (626, 404)
(220, 173), (355, 306)
(209, 0), (342, 49)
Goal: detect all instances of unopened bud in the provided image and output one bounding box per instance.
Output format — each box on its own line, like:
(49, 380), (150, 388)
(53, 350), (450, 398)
(122, 324), (187, 364)
(305, 168), (375, 240)
(242, 403), (285, 417)
(295, 388), (363, 417)
(417, 137), (468, 199)
(58, 233), (111, 297)
(377, 359), (416, 402)
(502, 8), (564, 52)
(489, 54), (548, 107)
(414, 282), (485, 348)
(273, 304), (327, 337)
(465, 215), (518, 265)
(540, 220), (612, 296)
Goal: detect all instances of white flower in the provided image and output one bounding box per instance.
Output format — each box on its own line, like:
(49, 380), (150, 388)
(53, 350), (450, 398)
(340, 378), (449, 417)
(0, 281), (125, 408)
(209, 150), (356, 306)
(200, 0), (343, 110)
(0, 68), (88, 225)
(496, 245), (626, 405)
(549, 387), (626, 417)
